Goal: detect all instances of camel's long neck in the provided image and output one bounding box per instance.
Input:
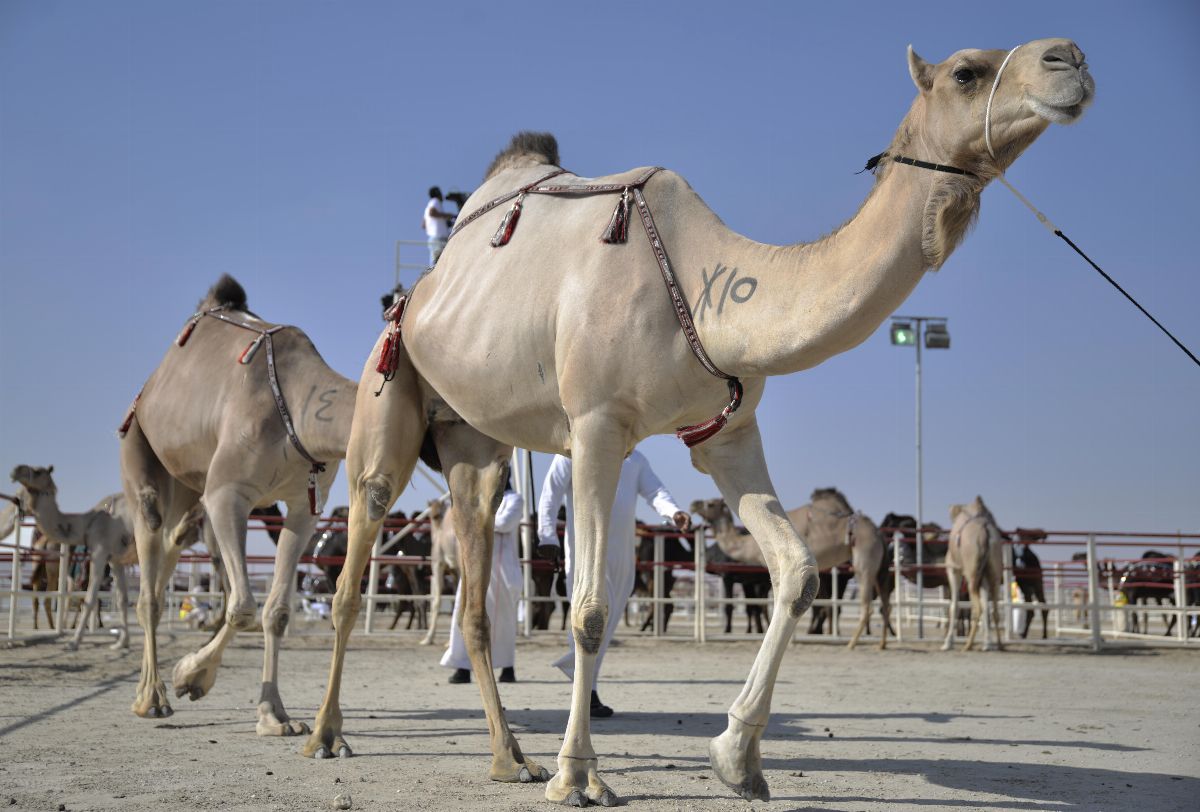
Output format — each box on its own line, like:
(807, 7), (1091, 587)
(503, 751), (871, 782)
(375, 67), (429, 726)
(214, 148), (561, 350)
(692, 157), (971, 377)
(27, 490), (79, 544)
(293, 371), (357, 463)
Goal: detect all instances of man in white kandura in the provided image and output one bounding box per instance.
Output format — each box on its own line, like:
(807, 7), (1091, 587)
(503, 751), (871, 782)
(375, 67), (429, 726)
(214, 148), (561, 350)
(537, 449), (691, 717)
(440, 484), (524, 684)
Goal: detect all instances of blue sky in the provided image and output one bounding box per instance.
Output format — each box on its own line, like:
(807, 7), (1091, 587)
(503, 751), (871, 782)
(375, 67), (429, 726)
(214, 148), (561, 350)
(1, 1), (1197, 561)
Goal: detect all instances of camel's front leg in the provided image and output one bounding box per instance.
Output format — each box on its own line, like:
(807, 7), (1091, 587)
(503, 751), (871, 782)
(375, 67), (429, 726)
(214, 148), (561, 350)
(304, 343), (423, 760)
(691, 416), (818, 802)
(65, 551), (108, 651)
(546, 419), (624, 808)
(253, 499), (318, 735)
(440, 432), (549, 785)
(846, 546), (881, 651)
(171, 499), (251, 703)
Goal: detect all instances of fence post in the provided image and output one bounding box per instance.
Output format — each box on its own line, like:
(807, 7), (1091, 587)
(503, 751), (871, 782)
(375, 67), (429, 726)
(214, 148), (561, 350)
(365, 527), (381, 634)
(55, 541), (69, 634)
(518, 448), (533, 638)
(1085, 533), (1102, 652)
(652, 533), (664, 637)
(1052, 562), (1062, 638)
(1001, 540), (1014, 643)
(694, 527), (706, 643)
(8, 511), (22, 639)
(1173, 558), (1186, 644)
(892, 535), (904, 643)
(830, 566), (840, 638)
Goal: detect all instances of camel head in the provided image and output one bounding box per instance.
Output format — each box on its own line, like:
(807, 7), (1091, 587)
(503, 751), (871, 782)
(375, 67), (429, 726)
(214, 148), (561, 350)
(904, 38), (1093, 176)
(427, 498), (448, 523)
(10, 464), (56, 496)
(689, 498), (732, 526)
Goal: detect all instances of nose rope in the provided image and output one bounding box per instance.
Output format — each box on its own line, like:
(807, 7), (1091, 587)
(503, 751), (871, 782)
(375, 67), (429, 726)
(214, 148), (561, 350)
(983, 45), (1199, 370)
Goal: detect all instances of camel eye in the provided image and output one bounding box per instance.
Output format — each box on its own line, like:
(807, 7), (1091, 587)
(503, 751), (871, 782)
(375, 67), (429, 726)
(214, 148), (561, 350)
(953, 68), (976, 84)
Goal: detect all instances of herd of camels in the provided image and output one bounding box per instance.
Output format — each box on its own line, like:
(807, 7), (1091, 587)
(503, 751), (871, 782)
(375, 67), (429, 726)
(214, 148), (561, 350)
(3, 39), (1094, 806)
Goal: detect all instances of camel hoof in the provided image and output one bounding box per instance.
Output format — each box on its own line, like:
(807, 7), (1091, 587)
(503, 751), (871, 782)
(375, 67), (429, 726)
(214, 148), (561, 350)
(418, 637), (433, 646)
(564, 790), (587, 808)
(518, 767), (533, 783)
(593, 788), (618, 807)
(313, 746), (332, 759)
(64, 641), (79, 652)
(338, 745), (352, 758)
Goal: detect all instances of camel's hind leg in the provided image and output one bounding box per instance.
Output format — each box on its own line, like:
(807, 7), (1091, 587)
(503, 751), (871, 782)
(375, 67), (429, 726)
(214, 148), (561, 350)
(436, 423), (549, 785)
(110, 563), (131, 650)
(691, 417), (819, 803)
(420, 558), (444, 645)
(252, 497), (320, 735)
(962, 574), (985, 652)
(121, 417), (195, 718)
(847, 543), (883, 651)
(941, 568), (962, 651)
(304, 337), (424, 760)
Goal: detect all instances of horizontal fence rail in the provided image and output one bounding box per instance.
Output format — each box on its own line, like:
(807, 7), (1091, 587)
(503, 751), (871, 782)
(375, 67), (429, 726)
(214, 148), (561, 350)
(2, 514), (1196, 650)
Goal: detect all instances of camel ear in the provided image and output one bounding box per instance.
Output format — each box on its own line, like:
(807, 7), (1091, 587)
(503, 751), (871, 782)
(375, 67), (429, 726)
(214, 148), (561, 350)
(949, 504), (964, 521)
(47, 465), (54, 474)
(907, 45), (934, 93)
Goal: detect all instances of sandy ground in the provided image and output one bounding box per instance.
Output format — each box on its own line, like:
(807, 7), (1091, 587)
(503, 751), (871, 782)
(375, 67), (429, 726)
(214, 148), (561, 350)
(0, 628), (1197, 812)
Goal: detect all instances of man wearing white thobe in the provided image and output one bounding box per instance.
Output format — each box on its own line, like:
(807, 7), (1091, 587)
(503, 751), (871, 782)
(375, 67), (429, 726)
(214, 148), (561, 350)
(537, 449), (690, 716)
(440, 488), (524, 683)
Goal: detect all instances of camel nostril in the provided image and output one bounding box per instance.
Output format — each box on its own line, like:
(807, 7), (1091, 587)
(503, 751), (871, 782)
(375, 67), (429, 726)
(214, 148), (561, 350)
(1042, 46), (1080, 70)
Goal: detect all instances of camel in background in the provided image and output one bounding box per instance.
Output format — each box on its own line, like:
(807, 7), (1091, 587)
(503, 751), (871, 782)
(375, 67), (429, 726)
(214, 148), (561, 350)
(419, 498), (461, 645)
(789, 489), (891, 650)
(304, 39), (1093, 804)
(690, 498), (772, 634)
(119, 275), (355, 736)
(943, 496), (1006, 651)
(9, 468), (136, 650)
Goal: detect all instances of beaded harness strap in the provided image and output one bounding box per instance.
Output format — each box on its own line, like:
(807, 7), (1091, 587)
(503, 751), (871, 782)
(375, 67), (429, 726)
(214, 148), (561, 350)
(118, 306), (327, 515)
(376, 166), (743, 447)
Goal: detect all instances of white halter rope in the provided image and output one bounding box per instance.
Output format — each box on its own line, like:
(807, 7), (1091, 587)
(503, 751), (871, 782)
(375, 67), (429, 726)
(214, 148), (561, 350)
(982, 45), (1199, 368)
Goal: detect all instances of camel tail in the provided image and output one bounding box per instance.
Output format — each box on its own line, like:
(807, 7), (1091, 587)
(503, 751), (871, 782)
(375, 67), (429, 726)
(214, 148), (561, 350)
(484, 131), (560, 180)
(197, 274), (249, 312)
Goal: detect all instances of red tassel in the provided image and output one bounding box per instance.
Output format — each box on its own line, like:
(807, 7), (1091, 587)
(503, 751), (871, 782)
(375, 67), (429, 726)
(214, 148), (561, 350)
(601, 189), (630, 243)
(376, 330), (400, 376)
(308, 468), (320, 515)
(117, 394), (140, 439)
(490, 195), (524, 247)
(238, 335), (265, 364)
(676, 414), (728, 448)
(675, 379), (743, 447)
(175, 317), (200, 347)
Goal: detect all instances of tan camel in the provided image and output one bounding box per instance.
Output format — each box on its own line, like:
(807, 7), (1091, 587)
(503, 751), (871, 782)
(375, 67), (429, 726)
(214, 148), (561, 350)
(119, 275), (356, 735)
(942, 495), (1006, 652)
(304, 39), (1093, 804)
(788, 489), (890, 650)
(419, 498), (461, 645)
(9, 468), (135, 650)
(694, 492), (890, 649)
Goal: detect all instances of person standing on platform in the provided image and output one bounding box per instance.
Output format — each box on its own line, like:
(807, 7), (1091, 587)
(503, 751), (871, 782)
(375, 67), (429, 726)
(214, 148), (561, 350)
(422, 186), (454, 266)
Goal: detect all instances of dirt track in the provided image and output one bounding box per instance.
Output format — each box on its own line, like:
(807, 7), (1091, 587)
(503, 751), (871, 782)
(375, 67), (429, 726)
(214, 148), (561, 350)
(1, 630), (1196, 811)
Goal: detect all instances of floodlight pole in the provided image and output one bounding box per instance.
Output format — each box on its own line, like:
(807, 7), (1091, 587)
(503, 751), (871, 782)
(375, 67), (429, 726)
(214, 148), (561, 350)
(892, 315), (948, 639)
(914, 325), (925, 638)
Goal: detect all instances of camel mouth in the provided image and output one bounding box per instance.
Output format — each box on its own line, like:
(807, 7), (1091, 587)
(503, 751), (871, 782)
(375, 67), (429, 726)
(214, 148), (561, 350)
(1028, 68), (1095, 125)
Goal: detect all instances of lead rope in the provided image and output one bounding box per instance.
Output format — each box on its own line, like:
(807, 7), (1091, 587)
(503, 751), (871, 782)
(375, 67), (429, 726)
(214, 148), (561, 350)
(985, 47), (1199, 369)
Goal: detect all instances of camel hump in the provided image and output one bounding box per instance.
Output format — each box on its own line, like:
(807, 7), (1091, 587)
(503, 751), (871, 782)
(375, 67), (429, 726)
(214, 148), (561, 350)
(197, 274), (249, 312)
(484, 131), (560, 180)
